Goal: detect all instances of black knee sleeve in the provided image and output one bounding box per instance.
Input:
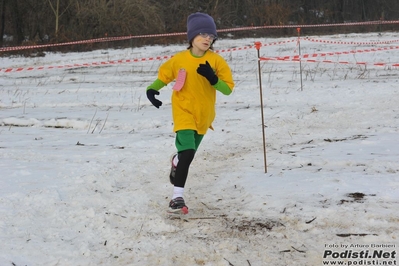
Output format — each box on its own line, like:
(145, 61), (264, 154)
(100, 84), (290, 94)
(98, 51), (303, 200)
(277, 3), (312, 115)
(174, 149), (196, 188)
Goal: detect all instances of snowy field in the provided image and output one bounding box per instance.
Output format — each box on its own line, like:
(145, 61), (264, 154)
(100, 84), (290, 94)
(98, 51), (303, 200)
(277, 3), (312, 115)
(1, 32), (398, 266)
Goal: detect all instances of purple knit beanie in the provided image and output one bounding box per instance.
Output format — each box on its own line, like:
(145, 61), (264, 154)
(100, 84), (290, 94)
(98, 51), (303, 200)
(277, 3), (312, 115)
(187, 12), (217, 41)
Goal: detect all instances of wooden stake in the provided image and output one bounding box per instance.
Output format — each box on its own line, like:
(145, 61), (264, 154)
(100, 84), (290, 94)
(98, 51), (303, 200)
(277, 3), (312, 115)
(255, 42), (268, 173)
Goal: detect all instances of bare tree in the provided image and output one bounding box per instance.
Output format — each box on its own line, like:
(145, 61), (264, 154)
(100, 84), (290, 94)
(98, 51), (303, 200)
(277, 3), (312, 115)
(1, 0), (398, 50)
(0, 0), (6, 46)
(47, 0), (73, 38)
(10, 0), (24, 44)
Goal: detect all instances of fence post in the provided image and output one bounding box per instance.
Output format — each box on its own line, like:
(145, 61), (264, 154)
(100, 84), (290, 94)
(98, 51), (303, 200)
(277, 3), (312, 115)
(297, 28), (303, 91)
(255, 42), (268, 173)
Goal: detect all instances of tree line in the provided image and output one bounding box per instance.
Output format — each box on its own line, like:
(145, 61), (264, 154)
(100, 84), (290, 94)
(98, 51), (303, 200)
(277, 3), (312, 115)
(1, 0), (398, 50)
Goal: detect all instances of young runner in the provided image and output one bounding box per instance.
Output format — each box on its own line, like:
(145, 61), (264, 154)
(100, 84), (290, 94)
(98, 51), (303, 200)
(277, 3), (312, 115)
(146, 12), (235, 214)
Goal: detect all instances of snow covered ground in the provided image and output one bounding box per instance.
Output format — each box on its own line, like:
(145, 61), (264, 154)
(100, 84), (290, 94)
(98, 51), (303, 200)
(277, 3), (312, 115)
(0, 32), (398, 266)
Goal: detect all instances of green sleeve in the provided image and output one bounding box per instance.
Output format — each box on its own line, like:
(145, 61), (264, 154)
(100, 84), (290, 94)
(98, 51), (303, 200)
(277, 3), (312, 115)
(213, 79), (232, 95)
(147, 78), (167, 91)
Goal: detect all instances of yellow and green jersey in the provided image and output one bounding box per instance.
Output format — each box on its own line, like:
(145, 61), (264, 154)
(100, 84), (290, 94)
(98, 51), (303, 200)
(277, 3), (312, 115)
(148, 49), (234, 134)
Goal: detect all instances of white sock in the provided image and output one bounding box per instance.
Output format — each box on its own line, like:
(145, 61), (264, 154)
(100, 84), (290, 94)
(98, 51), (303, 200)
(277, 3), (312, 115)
(172, 187), (184, 199)
(172, 154), (179, 167)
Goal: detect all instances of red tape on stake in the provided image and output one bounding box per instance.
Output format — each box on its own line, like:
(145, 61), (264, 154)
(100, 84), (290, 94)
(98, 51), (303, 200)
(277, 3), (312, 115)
(0, 40), (296, 73)
(1, 20), (398, 52)
(260, 56), (399, 68)
(0, 55), (174, 73)
(274, 45), (399, 62)
(2, 39), (399, 73)
(303, 38), (399, 45)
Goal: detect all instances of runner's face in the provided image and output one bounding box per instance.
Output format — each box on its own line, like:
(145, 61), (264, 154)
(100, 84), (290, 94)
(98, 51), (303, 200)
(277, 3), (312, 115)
(191, 34), (213, 55)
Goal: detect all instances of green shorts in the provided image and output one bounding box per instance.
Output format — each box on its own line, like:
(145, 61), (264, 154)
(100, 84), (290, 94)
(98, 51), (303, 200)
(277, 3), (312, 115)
(175, 130), (204, 152)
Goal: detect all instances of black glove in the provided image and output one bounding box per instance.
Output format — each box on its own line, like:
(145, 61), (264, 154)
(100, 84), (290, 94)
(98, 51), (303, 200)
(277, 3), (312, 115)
(146, 89), (162, 108)
(197, 61), (218, 85)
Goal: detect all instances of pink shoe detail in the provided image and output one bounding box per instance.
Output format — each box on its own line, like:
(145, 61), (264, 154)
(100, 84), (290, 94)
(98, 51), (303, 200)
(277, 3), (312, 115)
(181, 206), (189, 215)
